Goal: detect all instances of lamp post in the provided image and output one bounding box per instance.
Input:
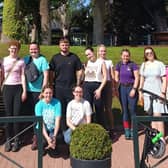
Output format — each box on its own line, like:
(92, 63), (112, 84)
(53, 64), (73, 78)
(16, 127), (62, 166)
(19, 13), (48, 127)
(24, 16), (29, 43)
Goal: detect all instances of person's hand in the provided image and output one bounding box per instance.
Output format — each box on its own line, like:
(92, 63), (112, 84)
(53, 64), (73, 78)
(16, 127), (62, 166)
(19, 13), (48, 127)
(160, 92), (166, 104)
(138, 91), (144, 106)
(112, 88), (119, 97)
(45, 136), (56, 149)
(129, 88), (136, 98)
(21, 91), (27, 102)
(94, 89), (101, 99)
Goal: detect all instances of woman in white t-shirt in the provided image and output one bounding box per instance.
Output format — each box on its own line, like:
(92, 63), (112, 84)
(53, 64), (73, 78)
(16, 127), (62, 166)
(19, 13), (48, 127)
(83, 47), (107, 128)
(97, 44), (116, 139)
(64, 85), (92, 144)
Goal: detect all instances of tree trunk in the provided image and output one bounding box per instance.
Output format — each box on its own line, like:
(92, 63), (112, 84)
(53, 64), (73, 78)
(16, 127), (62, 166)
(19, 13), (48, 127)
(93, 0), (105, 45)
(57, 3), (70, 37)
(40, 0), (51, 45)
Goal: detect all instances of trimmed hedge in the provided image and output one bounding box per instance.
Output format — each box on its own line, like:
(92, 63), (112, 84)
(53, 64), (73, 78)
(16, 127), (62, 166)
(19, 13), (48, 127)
(70, 123), (112, 160)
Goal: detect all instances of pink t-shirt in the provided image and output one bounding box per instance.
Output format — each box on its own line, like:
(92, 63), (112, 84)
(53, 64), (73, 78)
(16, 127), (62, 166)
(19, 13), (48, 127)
(2, 56), (25, 85)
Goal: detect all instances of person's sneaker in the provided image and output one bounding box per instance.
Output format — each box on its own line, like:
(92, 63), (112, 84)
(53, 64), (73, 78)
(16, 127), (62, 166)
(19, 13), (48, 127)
(130, 129), (133, 140)
(12, 140), (20, 152)
(124, 128), (131, 140)
(47, 148), (59, 158)
(108, 130), (117, 141)
(31, 135), (38, 150)
(4, 141), (11, 152)
(125, 135), (131, 140)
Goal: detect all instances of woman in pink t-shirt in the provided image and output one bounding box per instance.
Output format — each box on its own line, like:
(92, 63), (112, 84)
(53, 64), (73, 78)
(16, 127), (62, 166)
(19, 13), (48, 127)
(1, 40), (26, 152)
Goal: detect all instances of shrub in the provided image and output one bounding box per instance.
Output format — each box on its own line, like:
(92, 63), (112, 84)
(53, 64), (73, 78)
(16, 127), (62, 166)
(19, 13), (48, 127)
(70, 123), (112, 160)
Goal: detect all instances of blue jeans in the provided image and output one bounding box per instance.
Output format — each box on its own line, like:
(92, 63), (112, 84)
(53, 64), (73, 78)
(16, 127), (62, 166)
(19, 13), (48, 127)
(119, 85), (138, 126)
(63, 128), (72, 144)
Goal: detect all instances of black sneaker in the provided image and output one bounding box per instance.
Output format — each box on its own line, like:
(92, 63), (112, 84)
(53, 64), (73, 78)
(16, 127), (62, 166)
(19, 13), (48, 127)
(5, 141), (11, 152)
(12, 141), (20, 152)
(47, 148), (59, 158)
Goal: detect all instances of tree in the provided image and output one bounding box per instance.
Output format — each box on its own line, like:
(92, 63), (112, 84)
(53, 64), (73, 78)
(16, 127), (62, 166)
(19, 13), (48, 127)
(51, 0), (88, 37)
(1, 0), (22, 42)
(141, 0), (167, 32)
(92, 0), (105, 45)
(40, 0), (51, 44)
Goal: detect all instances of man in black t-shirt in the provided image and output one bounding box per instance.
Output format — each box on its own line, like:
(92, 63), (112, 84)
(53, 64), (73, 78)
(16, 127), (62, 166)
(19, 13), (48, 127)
(49, 37), (83, 133)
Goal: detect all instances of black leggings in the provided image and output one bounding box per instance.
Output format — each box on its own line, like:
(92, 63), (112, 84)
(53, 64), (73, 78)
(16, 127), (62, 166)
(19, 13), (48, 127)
(3, 85), (22, 139)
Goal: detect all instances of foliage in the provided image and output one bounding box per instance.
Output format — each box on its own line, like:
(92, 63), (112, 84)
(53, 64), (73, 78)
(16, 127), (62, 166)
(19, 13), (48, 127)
(2, 0), (23, 40)
(70, 6), (93, 33)
(51, 0), (90, 36)
(70, 123), (112, 160)
(18, 0), (40, 43)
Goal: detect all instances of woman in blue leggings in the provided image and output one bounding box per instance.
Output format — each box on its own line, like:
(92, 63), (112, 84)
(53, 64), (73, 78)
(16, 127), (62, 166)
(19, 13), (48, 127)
(115, 49), (139, 140)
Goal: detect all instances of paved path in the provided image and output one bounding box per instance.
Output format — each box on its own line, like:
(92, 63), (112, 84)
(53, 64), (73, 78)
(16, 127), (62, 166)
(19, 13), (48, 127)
(0, 127), (168, 168)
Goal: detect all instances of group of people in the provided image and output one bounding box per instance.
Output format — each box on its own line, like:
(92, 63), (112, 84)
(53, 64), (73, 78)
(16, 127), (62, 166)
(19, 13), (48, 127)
(0, 37), (168, 156)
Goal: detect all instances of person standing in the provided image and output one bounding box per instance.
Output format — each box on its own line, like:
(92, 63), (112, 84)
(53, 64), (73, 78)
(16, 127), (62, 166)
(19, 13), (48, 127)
(83, 47), (107, 127)
(23, 42), (49, 150)
(139, 46), (168, 138)
(115, 49), (139, 140)
(97, 44), (116, 138)
(64, 85), (92, 144)
(1, 40), (27, 152)
(49, 37), (83, 135)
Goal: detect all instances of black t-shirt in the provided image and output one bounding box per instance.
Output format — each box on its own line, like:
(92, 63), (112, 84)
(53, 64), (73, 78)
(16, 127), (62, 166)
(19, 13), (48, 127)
(49, 52), (82, 88)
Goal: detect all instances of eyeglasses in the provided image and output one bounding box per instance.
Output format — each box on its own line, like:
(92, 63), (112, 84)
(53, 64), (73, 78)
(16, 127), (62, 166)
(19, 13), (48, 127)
(10, 47), (17, 50)
(145, 52), (153, 56)
(74, 90), (83, 93)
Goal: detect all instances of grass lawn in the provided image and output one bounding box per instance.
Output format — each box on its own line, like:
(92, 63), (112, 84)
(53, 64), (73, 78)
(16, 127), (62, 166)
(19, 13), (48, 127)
(0, 43), (167, 126)
(1, 43), (168, 64)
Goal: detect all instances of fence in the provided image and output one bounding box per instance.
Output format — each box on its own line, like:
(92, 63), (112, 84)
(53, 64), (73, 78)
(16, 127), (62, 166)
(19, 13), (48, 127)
(0, 116), (43, 168)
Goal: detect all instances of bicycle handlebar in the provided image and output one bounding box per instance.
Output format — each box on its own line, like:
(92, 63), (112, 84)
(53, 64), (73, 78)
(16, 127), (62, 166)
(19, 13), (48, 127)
(141, 89), (168, 104)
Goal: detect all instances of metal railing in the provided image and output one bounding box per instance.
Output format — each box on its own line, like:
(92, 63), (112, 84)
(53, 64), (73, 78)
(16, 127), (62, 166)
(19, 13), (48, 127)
(133, 115), (168, 168)
(0, 116), (43, 168)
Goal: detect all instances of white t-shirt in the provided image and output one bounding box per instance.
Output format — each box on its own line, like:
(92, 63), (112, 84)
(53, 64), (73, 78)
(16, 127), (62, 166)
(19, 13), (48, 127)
(104, 59), (113, 81)
(66, 98), (92, 126)
(84, 59), (104, 82)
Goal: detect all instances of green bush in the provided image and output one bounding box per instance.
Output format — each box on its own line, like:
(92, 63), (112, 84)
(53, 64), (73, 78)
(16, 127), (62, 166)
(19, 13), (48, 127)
(70, 123), (112, 160)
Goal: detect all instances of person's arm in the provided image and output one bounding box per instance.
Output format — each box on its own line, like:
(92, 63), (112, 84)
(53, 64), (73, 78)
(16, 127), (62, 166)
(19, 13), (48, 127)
(21, 65), (27, 102)
(114, 69), (119, 83)
(49, 70), (54, 86)
(67, 117), (76, 130)
(94, 62), (107, 99)
(43, 123), (51, 143)
(129, 69), (139, 97)
(161, 76), (167, 98)
(76, 69), (84, 86)
(138, 75), (145, 103)
(86, 115), (91, 124)
(42, 70), (49, 88)
(53, 116), (61, 137)
(110, 66), (118, 96)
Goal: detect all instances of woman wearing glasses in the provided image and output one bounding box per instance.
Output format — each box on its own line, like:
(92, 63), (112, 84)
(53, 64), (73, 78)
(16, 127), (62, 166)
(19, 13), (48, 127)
(139, 46), (168, 138)
(63, 85), (92, 144)
(1, 40), (26, 152)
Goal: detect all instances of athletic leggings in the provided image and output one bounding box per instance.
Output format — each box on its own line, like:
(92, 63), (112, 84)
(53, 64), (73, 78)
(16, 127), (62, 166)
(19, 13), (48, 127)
(3, 84), (22, 139)
(119, 85), (138, 129)
(83, 81), (105, 127)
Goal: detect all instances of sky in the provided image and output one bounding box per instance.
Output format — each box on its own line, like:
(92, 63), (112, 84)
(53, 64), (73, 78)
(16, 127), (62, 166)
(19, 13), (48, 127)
(84, 0), (90, 6)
